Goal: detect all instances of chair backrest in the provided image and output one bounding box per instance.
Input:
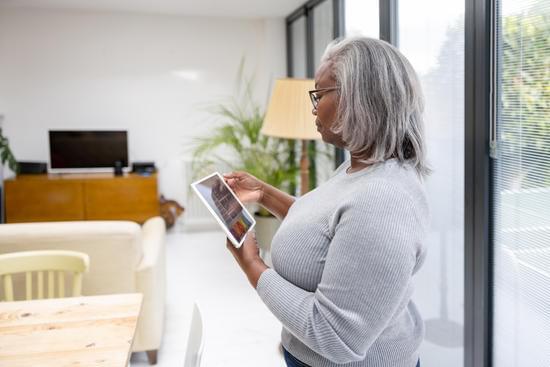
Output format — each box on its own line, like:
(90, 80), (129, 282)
(0, 250), (89, 301)
(184, 302), (204, 367)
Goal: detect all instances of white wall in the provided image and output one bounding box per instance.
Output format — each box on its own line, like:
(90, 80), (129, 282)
(0, 8), (286, 207)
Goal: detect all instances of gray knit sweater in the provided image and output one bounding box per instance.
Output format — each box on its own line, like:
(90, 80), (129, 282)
(256, 159), (429, 367)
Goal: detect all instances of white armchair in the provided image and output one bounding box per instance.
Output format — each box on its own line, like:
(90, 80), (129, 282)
(0, 216), (166, 365)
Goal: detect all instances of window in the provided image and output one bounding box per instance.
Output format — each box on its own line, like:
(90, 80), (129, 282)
(492, 0), (550, 365)
(345, 0), (379, 38)
(287, 1), (549, 366)
(399, 1), (465, 366)
(287, 0), (343, 188)
(290, 16), (308, 78)
(312, 0), (334, 70)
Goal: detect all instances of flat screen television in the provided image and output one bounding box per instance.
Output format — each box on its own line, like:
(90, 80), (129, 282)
(49, 130), (128, 171)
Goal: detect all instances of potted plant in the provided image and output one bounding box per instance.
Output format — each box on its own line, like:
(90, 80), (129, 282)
(191, 71), (297, 261)
(0, 116), (19, 223)
(0, 117), (18, 174)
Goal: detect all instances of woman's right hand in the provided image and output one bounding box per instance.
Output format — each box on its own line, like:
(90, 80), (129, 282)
(223, 171), (265, 204)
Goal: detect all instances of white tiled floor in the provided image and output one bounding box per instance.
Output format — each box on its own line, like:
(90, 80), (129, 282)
(130, 229), (285, 367)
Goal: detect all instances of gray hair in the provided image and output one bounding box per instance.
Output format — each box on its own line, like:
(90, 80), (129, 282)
(321, 37), (430, 177)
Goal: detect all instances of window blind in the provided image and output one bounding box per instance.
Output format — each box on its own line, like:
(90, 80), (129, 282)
(493, 0), (550, 365)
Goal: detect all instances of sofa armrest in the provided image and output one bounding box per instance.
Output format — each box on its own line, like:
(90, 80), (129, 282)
(138, 217), (166, 271)
(134, 216), (166, 352)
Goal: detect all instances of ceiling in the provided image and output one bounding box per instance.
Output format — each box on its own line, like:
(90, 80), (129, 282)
(0, 0), (306, 18)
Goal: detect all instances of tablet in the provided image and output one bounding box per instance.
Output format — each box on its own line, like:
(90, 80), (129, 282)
(191, 172), (256, 248)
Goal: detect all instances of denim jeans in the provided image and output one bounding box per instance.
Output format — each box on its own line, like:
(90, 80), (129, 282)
(283, 347), (421, 367)
(283, 348), (310, 367)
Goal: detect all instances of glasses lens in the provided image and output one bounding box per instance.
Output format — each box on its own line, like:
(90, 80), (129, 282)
(310, 92), (318, 109)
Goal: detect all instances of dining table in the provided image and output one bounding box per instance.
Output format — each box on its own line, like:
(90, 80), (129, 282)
(0, 293), (143, 367)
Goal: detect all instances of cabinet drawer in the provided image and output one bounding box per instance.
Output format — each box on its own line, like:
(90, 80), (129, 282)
(84, 176), (159, 222)
(5, 180), (85, 223)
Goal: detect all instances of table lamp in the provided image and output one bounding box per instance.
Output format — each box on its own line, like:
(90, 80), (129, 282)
(261, 78), (320, 196)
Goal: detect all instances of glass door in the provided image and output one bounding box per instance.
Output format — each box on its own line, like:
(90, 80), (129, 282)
(492, 0), (550, 365)
(398, 1), (465, 366)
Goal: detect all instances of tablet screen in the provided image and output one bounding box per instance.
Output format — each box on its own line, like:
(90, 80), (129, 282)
(191, 172), (255, 247)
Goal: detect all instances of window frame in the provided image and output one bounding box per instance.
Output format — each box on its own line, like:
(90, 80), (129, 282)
(464, 0), (493, 366)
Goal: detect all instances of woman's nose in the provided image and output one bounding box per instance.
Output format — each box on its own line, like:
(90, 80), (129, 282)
(312, 108), (317, 116)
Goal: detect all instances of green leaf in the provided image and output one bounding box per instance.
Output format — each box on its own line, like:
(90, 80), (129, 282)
(0, 128), (18, 173)
(190, 61), (299, 192)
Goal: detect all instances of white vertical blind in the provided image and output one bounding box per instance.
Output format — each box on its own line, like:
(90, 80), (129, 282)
(399, 1), (465, 366)
(493, 0), (550, 365)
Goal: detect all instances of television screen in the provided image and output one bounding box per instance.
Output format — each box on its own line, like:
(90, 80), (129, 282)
(49, 130), (128, 169)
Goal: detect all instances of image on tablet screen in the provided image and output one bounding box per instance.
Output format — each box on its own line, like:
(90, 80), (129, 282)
(194, 175), (253, 243)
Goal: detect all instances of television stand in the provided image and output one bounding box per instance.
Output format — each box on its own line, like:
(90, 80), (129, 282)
(4, 172), (159, 223)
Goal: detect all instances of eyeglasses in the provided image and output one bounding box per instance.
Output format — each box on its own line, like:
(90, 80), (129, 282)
(308, 87), (339, 109)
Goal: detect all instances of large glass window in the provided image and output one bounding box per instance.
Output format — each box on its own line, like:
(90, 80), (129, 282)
(311, 1), (336, 185)
(312, 0), (334, 71)
(345, 0), (379, 38)
(493, 1), (550, 366)
(290, 16), (307, 78)
(288, 1), (340, 188)
(399, 1), (465, 366)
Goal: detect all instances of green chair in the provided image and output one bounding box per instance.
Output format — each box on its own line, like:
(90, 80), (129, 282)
(0, 250), (89, 301)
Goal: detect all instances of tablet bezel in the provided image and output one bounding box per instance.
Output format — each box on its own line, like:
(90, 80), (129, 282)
(190, 171), (256, 248)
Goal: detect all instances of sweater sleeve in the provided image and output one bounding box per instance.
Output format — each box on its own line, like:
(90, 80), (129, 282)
(256, 181), (420, 364)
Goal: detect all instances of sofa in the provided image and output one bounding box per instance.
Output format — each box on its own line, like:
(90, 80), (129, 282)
(0, 216), (166, 364)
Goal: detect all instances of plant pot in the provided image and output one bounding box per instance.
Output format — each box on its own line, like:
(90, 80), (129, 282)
(254, 213), (280, 267)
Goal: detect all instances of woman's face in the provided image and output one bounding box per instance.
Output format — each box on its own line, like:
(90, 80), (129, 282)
(312, 62), (345, 148)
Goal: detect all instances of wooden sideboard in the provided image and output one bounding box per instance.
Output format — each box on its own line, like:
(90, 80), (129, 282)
(4, 173), (159, 223)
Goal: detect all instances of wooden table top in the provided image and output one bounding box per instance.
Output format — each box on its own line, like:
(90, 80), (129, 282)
(0, 293), (143, 367)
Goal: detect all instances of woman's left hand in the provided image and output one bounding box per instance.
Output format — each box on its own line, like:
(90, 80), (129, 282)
(226, 232), (269, 288)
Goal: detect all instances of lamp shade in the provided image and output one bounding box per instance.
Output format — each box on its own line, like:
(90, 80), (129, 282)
(261, 78), (321, 140)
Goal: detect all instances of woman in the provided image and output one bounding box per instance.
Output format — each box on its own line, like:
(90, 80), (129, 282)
(224, 37), (429, 367)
